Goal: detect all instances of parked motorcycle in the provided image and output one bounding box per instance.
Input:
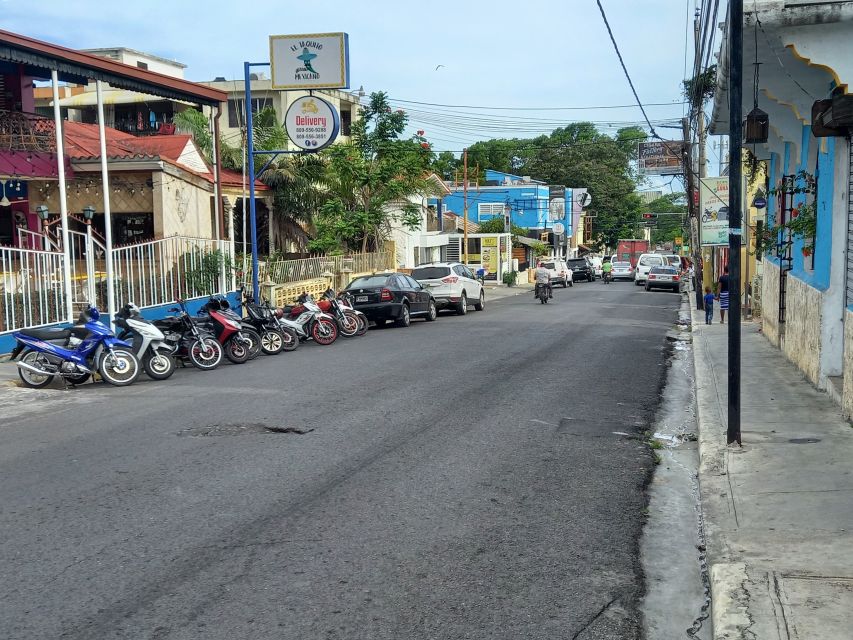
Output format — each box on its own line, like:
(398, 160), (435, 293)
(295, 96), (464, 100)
(153, 300), (223, 371)
(323, 289), (368, 336)
(242, 293), (299, 352)
(275, 295), (339, 345)
(196, 297), (252, 364)
(200, 296), (262, 360)
(10, 304), (140, 388)
(114, 303), (177, 380)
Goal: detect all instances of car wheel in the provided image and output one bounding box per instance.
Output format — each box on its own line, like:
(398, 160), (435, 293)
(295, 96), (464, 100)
(645, 284), (651, 291)
(474, 290), (485, 311)
(395, 304), (411, 327)
(562, 279), (567, 288)
(425, 300), (438, 321)
(457, 292), (468, 315)
(635, 279), (641, 286)
(569, 280), (573, 287)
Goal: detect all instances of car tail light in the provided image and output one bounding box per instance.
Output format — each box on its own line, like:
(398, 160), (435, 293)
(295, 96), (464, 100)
(674, 275), (680, 281)
(649, 275), (656, 280)
(380, 288), (393, 301)
(441, 276), (459, 284)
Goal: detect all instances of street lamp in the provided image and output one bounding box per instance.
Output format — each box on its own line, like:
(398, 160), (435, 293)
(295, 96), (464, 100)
(36, 205), (51, 221)
(82, 205), (97, 303)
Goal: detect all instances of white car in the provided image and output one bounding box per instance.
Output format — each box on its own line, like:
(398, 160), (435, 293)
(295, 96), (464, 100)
(411, 262), (485, 314)
(539, 258), (573, 288)
(610, 261), (634, 281)
(634, 253), (666, 285)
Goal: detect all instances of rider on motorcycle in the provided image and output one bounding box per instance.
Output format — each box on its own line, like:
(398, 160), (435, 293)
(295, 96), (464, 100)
(534, 261), (552, 299)
(602, 259), (613, 282)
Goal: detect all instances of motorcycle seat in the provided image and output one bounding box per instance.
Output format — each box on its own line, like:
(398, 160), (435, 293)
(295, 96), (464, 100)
(17, 327), (73, 340)
(281, 305), (295, 314)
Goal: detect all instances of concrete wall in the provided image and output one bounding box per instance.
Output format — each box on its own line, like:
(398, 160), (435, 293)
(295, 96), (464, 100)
(762, 260), (781, 347)
(782, 274), (823, 385)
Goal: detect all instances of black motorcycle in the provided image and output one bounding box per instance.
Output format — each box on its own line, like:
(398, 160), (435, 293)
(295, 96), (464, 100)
(242, 293), (298, 353)
(153, 300), (223, 370)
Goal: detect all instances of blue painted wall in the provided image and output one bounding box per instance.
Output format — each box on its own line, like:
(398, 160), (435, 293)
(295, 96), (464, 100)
(0, 291), (242, 355)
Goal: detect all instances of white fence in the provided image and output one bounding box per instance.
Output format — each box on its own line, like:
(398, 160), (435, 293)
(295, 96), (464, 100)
(112, 236), (231, 309)
(259, 251), (394, 286)
(0, 246), (67, 333)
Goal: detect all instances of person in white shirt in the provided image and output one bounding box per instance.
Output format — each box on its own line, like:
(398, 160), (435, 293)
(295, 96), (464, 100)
(534, 262), (552, 299)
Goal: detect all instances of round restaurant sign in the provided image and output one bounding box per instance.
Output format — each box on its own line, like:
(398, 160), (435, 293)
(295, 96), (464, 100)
(553, 222), (565, 235)
(284, 96), (340, 151)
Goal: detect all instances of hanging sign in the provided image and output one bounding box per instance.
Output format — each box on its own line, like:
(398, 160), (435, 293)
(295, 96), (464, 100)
(700, 177), (730, 246)
(270, 33), (350, 89)
(284, 96), (340, 151)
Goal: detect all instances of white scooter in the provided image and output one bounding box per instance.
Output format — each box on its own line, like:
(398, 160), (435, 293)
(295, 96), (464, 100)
(274, 296), (339, 346)
(114, 303), (178, 380)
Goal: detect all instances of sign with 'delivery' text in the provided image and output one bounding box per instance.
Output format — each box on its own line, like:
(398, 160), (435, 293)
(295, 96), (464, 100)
(270, 33), (350, 89)
(284, 96), (340, 151)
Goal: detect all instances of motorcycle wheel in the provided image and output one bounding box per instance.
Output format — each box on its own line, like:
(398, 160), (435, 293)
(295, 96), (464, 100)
(280, 326), (299, 351)
(17, 349), (55, 389)
(224, 336), (250, 364)
(189, 338), (222, 370)
(98, 348), (140, 386)
(354, 313), (368, 336)
(338, 311), (360, 337)
(311, 318), (338, 345)
(143, 349), (176, 380)
(259, 329), (285, 355)
(242, 328), (262, 360)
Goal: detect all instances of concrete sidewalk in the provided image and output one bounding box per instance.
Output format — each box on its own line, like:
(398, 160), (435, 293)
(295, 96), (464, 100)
(481, 281), (534, 302)
(692, 309), (853, 639)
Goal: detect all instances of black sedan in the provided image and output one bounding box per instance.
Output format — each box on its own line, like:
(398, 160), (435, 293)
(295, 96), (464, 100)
(645, 265), (682, 292)
(567, 258), (596, 282)
(344, 272), (438, 327)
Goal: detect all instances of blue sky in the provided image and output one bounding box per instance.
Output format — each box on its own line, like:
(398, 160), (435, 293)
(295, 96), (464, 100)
(8, 0), (716, 175)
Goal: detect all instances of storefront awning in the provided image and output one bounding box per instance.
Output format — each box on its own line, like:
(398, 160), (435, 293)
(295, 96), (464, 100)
(55, 88), (193, 108)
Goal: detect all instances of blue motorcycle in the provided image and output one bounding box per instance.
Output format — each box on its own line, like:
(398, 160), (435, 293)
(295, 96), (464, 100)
(9, 305), (140, 388)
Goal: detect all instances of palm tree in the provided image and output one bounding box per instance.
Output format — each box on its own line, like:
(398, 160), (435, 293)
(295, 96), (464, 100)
(261, 154), (327, 253)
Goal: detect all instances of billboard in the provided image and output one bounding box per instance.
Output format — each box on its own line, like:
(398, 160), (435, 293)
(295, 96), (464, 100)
(548, 185), (566, 222)
(700, 177), (730, 246)
(638, 141), (684, 176)
(270, 33), (350, 89)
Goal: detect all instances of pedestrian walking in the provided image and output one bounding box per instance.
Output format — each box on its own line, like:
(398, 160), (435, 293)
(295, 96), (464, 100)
(703, 286), (715, 325)
(717, 266), (730, 323)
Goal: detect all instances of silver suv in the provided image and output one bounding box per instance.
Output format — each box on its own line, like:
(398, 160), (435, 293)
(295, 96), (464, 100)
(411, 262), (485, 314)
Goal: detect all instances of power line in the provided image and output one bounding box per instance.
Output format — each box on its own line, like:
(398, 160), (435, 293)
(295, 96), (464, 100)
(389, 97), (686, 112)
(596, 0), (659, 138)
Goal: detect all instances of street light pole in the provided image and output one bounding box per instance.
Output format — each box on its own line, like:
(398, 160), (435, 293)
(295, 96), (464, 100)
(463, 148), (469, 265)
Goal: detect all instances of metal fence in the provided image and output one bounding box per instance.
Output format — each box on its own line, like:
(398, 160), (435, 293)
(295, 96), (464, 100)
(112, 236), (230, 309)
(0, 246), (67, 333)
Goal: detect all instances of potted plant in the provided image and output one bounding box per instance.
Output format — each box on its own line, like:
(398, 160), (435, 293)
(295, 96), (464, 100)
(502, 270), (518, 287)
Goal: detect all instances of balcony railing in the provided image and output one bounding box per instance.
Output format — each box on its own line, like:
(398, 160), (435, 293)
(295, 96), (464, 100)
(0, 110), (57, 153)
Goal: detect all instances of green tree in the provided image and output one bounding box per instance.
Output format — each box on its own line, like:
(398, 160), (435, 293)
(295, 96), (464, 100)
(643, 193), (688, 244)
(432, 150), (459, 179)
(173, 108), (213, 159)
(310, 92), (441, 253)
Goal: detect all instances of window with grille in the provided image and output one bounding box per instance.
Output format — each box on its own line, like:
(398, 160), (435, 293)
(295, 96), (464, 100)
(478, 203), (504, 220)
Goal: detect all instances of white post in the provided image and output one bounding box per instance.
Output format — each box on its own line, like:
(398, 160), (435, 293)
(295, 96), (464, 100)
(95, 81), (116, 325)
(86, 223), (96, 303)
(51, 70), (75, 322)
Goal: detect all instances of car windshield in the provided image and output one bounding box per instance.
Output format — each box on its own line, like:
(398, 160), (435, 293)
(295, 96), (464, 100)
(541, 262), (556, 270)
(665, 256), (681, 266)
(639, 256), (663, 266)
(412, 266), (451, 280)
(567, 260), (586, 268)
(613, 262), (631, 268)
(348, 275), (391, 288)
(650, 266), (677, 274)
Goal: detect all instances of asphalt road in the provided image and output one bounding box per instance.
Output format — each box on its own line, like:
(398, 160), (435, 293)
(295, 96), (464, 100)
(0, 280), (680, 639)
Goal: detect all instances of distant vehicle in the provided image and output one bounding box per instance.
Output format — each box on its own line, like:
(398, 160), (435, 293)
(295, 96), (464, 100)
(661, 254), (682, 269)
(590, 256), (604, 277)
(538, 258), (573, 288)
(567, 257), (596, 282)
(645, 265), (682, 292)
(616, 239), (650, 268)
(610, 261), (634, 281)
(344, 272), (438, 327)
(634, 253), (666, 285)
(411, 262), (485, 314)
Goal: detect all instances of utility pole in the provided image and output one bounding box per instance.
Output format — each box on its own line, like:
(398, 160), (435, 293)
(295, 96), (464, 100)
(463, 148), (469, 265)
(728, 0), (743, 446)
(683, 117), (703, 310)
(699, 109), (715, 295)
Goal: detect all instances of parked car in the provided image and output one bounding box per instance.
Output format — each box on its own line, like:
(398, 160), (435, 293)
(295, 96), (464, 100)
(661, 254), (682, 269)
(590, 256), (604, 278)
(610, 261), (634, 281)
(567, 257), (596, 282)
(645, 265), (682, 292)
(343, 272), (438, 327)
(538, 258), (573, 288)
(411, 262), (485, 314)
(634, 253), (666, 285)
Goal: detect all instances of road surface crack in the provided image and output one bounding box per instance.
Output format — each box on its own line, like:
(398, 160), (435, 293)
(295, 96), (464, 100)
(570, 594), (619, 640)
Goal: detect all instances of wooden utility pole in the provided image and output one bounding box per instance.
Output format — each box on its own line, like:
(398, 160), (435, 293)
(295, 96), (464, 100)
(463, 148), (469, 265)
(683, 117), (703, 310)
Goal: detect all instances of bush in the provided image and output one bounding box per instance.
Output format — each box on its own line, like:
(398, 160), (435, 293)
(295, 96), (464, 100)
(502, 270), (518, 286)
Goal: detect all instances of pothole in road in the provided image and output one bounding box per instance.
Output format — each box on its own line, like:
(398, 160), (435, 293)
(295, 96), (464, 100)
(178, 423), (315, 437)
(788, 437), (821, 444)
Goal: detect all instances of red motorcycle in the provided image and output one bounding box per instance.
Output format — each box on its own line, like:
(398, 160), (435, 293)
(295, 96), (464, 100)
(196, 299), (252, 364)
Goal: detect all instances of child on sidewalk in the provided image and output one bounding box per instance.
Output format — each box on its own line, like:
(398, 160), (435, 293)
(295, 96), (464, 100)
(703, 287), (714, 325)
